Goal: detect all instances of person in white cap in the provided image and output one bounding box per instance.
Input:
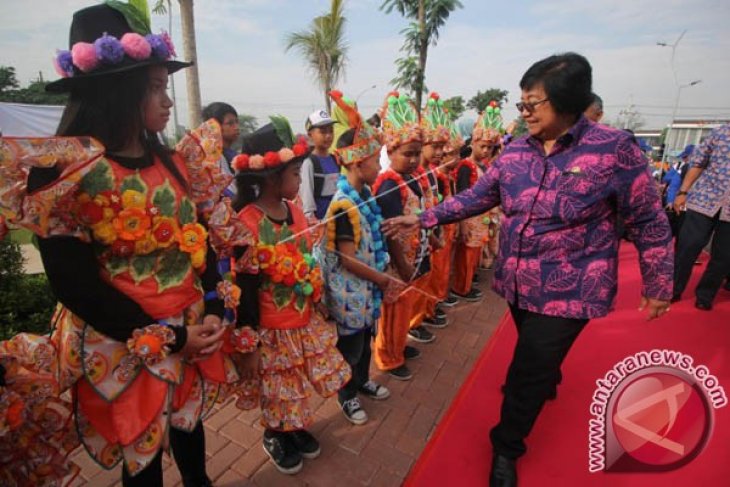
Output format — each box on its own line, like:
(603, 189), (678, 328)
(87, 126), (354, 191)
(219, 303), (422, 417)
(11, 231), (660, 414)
(299, 109), (339, 221)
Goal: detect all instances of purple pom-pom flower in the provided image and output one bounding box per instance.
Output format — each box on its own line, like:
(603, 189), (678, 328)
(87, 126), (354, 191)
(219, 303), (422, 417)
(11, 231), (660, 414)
(54, 50), (74, 78)
(145, 34), (170, 60)
(94, 33), (124, 65)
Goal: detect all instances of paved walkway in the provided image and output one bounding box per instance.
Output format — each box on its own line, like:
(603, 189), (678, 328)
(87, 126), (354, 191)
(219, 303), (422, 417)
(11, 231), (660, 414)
(70, 271), (506, 486)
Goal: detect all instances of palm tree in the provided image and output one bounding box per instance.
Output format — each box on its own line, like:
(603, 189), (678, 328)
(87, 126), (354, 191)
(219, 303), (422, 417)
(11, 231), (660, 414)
(381, 0), (462, 112)
(152, 0), (181, 138)
(285, 0), (348, 112)
(152, 0), (202, 129)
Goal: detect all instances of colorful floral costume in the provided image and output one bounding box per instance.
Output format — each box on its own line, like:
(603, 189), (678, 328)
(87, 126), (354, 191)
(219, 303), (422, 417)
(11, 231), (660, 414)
(0, 120), (240, 478)
(233, 201), (351, 430)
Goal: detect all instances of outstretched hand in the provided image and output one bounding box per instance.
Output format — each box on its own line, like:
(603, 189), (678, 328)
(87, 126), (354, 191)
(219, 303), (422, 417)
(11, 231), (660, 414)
(381, 215), (421, 238)
(639, 296), (671, 321)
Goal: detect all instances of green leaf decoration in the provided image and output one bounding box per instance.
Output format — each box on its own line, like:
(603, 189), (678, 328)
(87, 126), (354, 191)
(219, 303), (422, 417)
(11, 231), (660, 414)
(105, 0), (152, 35)
(155, 248), (191, 292)
(269, 115), (295, 148)
(178, 197), (195, 225)
(298, 236), (308, 255)
(259, 218), (277, 246)
(152, 179), (177, 217)
(80, 160), (114, 197)
(106, 254), (129, 278)
(278, 223), (292, 243)
(272, 285), (293, 310)
(120, 172), (148, 196)
(130, 252), (157, 284)
(385, 95), (418, 129)
(295, 294), (307, 313)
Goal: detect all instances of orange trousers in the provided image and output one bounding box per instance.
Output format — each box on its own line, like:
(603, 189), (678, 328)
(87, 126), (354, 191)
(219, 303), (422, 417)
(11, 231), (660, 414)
(424, 234), (455, 317)
(375, 275), (429, 371)
(452, 243), (481, 295)
(409, 274), (431, 329)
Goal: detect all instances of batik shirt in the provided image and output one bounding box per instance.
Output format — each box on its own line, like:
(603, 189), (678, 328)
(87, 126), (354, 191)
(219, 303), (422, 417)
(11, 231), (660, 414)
(686, 124), (730, 222)
(420, 116), (674, 319)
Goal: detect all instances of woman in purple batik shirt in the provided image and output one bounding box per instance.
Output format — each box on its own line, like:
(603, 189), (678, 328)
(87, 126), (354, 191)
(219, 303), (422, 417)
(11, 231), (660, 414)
(383, 52), (674, 487)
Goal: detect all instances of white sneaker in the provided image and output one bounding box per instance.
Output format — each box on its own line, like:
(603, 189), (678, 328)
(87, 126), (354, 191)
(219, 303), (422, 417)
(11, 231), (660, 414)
(359, 380), (391, 400)
(341, 397), (368, 425)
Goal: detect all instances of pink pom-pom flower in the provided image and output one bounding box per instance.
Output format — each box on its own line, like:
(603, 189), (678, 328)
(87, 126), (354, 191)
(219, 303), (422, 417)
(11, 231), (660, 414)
(71, 42), (99, 73)
(121, 33), (151, 60)
(160, 31), (177, 58)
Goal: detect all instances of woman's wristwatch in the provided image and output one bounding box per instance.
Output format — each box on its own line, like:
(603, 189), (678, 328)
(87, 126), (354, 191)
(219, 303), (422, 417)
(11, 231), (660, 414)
(677, 190), (689, 196)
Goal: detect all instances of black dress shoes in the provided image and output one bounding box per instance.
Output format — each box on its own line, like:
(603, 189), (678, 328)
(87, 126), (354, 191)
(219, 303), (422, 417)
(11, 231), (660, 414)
(490, 453), (517, 487)
(695, 300), (712, 311)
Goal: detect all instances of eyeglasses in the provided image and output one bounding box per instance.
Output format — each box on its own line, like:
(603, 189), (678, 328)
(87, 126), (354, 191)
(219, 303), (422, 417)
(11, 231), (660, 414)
(515, 98), (549, 113)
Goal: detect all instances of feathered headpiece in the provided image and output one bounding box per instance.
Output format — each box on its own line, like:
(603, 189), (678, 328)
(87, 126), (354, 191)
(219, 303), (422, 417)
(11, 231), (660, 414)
(379, 91), (423, 151)
(420, 92), (451, 145)
(446, 117), (465, 152)
(472, 100), (504, 143)
(329, 90), (382, 167)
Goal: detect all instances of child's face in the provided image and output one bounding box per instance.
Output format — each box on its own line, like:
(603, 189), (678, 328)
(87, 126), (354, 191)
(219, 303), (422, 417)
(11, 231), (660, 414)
(143, 65), (173, 133)
(422, 142), (445, 166)
(279, 161), (303, 200)
(471, 140), (496, 161)
(443, 146), (460, 171)
(355, 153), (381, 186)
(220, 113), (240, 146)
(308, 125), (334, 150)
(388, 141), (422, 175)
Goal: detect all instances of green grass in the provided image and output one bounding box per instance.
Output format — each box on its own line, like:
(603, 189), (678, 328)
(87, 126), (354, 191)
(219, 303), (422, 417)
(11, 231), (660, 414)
(9, 229), (33, 245)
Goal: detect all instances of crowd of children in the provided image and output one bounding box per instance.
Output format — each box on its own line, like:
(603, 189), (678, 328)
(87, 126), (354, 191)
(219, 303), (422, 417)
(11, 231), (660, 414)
(0, 3), (508, 484)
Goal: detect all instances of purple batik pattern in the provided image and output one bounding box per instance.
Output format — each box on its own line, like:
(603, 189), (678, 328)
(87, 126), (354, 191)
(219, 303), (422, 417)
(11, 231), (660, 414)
(420, 116), (674, 319)
(686, 124), (730, 222)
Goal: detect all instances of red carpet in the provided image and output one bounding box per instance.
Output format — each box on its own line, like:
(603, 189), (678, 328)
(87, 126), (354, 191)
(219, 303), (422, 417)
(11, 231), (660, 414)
(407, 244), (730, 486)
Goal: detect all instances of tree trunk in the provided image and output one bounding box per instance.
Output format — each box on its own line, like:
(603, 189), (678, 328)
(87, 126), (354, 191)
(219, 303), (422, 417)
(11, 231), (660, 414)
(179, 0), (202, 128)
(416, 0), (427, 114)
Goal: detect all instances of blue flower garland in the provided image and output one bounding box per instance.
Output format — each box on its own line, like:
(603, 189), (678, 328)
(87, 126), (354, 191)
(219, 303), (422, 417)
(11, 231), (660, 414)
(336, 175), (389, 318)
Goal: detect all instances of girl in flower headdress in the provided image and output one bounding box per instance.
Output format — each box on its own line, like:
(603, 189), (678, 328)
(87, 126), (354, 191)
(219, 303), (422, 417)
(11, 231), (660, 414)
(371, 91), (430, 381)
(0, 3), (239, 485)
(320, 90), (405, 425)
(227, 116), (351, 475)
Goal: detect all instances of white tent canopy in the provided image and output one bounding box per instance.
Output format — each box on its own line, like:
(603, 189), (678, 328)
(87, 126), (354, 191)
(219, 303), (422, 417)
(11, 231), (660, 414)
(0, 102), (64, 136)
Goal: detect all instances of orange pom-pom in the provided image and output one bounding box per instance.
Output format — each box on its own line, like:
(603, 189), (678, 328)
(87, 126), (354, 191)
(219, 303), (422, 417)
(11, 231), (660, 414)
(7, 399), (24, 430)
(232, 154), (249, 171)
(263, 151), (280, 168)
(135, 334), (163, 355)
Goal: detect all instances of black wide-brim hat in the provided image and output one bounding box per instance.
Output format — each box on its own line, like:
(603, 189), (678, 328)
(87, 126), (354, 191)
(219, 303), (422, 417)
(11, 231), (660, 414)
(46, 4), (191, 93)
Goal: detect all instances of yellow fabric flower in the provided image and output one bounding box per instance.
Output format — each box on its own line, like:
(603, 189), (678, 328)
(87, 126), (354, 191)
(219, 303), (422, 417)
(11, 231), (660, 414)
(121, 190), (146, 209)
(92, 221), (117, 245)
(135, 233), (157, 255)
(191, 248), (206, 269)
(113, 208), (152, 241)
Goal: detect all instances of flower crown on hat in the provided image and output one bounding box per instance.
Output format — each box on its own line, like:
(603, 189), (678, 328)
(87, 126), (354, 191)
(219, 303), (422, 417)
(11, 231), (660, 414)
(446, 118), (465, 152)
(421, 92), (451, 145)
(52, 1), (182, 80)
(473, 101), (505, 143)
(329, 90), (382, 167)
(231, 116), (309, 173)
(380, 91), (423, 150)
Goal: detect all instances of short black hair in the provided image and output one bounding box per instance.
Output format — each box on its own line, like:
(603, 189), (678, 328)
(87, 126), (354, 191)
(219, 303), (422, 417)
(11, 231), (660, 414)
(202, 102), (238, 124)
(590, 92), (603, 110)
(336, 128), (357, 149)
(520, 52), (593, 116)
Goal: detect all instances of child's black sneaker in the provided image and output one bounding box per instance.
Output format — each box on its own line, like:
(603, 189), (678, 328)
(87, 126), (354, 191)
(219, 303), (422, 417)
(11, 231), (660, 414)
(434, 306), (448, 320)
(408, 326), (435, 343)
(340, 397), (368, 425)
(422, 315), (448, 328)
(388, 364), (413, 381)
(404, 345), (421, 360)
(441, 294), (460, 307)
(359, 380), (391, 400)
(263, 431), (303, 475)
(472, 273), (481, 284)
(288, 430), (321, 459)
(452, 288), (482, 302)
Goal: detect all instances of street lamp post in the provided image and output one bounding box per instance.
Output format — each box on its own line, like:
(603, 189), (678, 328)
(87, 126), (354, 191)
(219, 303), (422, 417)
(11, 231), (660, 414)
(664, 80), (702, 167)
(657, 30), (687, 173)
(355, 84), (377, 104)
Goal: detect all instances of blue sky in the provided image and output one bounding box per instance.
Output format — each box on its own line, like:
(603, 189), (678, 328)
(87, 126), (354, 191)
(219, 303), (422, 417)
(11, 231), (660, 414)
(2, 0), (729, 133)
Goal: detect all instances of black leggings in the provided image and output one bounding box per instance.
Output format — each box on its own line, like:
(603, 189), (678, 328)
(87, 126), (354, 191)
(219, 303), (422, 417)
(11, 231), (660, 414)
(122, 421), (207, 487)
